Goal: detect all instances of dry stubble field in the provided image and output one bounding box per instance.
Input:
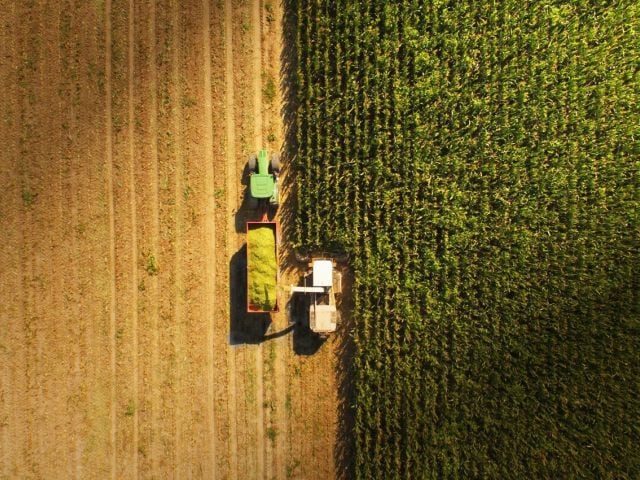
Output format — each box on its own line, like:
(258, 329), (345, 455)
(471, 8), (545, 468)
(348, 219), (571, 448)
(0, 1), (346, 478)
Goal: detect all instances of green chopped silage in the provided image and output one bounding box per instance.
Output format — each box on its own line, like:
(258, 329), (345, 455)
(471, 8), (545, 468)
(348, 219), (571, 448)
(247, 226), (277, 310)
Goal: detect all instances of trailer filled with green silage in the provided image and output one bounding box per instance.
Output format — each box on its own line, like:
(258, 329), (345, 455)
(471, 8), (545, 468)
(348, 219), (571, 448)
(246, 222), (278, 312)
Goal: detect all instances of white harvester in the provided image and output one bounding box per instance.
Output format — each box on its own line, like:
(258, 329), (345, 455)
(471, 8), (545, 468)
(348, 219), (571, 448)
(290, 258), (342, 338)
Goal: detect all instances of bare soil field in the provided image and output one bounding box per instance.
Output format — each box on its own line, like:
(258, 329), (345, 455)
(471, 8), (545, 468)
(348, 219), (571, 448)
(0, 1), (348, 478)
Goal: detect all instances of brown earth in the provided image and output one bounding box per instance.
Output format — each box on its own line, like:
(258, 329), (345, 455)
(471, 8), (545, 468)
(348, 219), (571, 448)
(0, 1), (349, 479)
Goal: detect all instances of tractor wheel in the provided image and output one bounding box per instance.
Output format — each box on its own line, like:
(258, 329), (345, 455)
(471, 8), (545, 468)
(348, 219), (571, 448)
(248, 153), (257, 172)
(270, 154), (281, 173)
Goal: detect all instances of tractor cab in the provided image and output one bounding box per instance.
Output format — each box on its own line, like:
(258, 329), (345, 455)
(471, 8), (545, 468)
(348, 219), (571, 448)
(248, 149), (280, 207)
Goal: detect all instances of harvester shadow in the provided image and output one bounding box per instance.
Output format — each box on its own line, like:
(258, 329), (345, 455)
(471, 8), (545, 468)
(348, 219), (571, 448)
(229, 246), (271, 345)
(286, 289), (326, 356)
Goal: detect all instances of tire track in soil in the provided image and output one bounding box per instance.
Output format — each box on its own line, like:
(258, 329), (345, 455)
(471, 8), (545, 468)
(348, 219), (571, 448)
(137, 1), (162, 476)
(77, 2), (113, 476)
(229, 0), (266, 476)
(127, 0), (140, 478)
(175, 0), (217, 475)
(288, 356), (304, 479)
(223, 1), (240, 477)
(169, 0), (184, 475)
(201, 0), (218, 475)
(62, 4), (80, 476)
(154, 0), (180, 474)
(15, 4), (46, 476)
(111, 0), (138, 476)
(148, 2), (161, 467)
(209, 2), (234, 478)
(103, 0), (118, 477)
(127, 0), (140, 476)
(0, 2), (24, 476)
(62, 2), (90, 477)
(131, 0), (160, 476)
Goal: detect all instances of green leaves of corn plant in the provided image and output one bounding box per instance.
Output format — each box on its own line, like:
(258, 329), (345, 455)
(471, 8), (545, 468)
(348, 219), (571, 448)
(294, 0), (640, 478)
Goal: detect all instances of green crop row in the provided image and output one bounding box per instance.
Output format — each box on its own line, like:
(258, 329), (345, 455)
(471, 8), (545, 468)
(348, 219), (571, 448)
(293, 0), (639, 478)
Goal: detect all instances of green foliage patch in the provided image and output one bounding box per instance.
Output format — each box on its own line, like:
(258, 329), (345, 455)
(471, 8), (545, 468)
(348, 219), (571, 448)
(294, 0), (640, 478)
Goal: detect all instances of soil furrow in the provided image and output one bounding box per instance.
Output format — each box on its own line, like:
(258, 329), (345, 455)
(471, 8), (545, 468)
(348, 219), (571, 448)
(154, 0), (179, 474)
(223, 0), (240, 477)
(28, 2), (68, 476)
(78, 2), (113, 476)
(127, 0), (140, 476)
(103, 0), (118, 477)
(61, 2), (89, 477)
(131, 0), (161, 477)
(174, 0), (217, 475)
(201, 0), (218, 476)
(169, 0), (184, 475)
(0, 2), (23, 476)
(16, 3), (44, 475)
(110, 0), (138, 476)
(210, 2), (233, 478)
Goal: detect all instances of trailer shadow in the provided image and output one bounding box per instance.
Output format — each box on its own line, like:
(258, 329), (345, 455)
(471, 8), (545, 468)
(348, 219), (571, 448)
(229, 246), (272, 345)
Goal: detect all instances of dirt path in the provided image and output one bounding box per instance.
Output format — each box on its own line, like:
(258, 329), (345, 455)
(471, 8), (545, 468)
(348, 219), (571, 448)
(0, 1), (343, 479)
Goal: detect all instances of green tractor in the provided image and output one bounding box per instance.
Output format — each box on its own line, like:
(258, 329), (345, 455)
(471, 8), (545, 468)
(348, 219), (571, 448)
(247, 149), (280, 208)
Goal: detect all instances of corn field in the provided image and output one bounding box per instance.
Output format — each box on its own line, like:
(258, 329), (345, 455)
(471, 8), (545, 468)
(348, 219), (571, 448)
(293, 0), (639, 478)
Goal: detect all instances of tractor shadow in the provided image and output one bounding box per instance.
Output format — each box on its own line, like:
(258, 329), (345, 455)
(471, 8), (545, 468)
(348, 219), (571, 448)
(229, 246), (271, 344)
(235, 163), (257, 234)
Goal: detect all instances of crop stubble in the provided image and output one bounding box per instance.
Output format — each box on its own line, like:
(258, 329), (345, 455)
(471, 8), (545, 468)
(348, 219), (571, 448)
(0, 1), (339, 479)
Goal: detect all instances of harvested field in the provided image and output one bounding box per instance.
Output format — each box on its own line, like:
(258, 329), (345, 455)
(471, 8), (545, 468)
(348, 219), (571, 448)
(0, 1), (345, 479)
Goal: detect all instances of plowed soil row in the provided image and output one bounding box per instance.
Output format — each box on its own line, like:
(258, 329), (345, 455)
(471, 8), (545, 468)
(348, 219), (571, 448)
(0, 1), (341, 479)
